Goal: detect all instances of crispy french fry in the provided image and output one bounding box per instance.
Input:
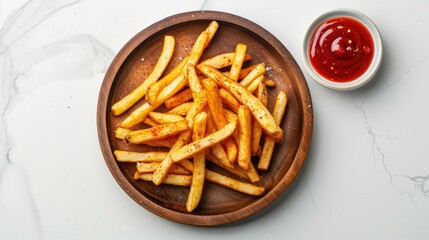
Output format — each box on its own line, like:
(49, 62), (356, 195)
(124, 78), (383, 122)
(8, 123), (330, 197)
(178, 159), (264, 196)
(229, 43), (247, 81)
(152, 130), (192, 185)
(149, 112), (185, 124)
(112, 36), (175, 115)
(224, 109), (238, 123)
(262, 77), (276, 87)
(121, 74), (187, 128)
(187, 112), (207, 212)
(185, 32), (208, 73)
(166, 102), (194, 116)
(197, 65), (283, 142)
(202, 78), (238, 163)
(237, 105), (252, 170)
(140, 137), (177, 148)
(251, 83), (268, 155)
(135, 172), (192, 186)
(204, 21), (219, 47)
(126, 121), (188, 144)
(239, 63), (266, 87)
(238, 65), (257, 79)
(187, 64), (203, 93)
(246, 162), (260, 183)
(114, 127), (132, 140)
(185, 90), (207, 128)
(143, 117), (159, 127)
(206, 116), (234, 169)
(146, 56), (189, 104)
(247, 75), (264, 93)
(258, 91), (288, 170)
(171, 120), (237, 163)
(205, 154), (249, 180)
(219, 88), (240, 112)
(136, 162), (191, 175)
(114, 150), (168, 163)
(198, 52), (252, 69)
(164, 88), (193, 109)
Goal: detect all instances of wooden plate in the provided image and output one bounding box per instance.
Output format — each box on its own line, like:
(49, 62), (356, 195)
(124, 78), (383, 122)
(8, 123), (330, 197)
(97, 11), (313, 226)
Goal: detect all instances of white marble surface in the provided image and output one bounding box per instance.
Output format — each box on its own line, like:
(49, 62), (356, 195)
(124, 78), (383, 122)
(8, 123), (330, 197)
(1, 0), (428, 239)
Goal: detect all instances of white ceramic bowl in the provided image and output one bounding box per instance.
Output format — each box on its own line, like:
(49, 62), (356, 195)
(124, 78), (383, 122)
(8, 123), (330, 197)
(302, 9), (383, 91)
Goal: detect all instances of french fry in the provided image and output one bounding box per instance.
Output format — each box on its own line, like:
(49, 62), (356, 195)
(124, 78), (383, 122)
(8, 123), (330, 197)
(187, 64), (203, 94)
(202, 78), (238, 163)
(205, 154), (249, 180)
(152, 130), (192, 185)
(126, 121), (188, 144)
(197, 65), (283, 142)
(262, 77), (276, 87)
(146, 56), (189, 104)
(166, 102), (194, 116)
(246, 162), (260, 183)
(114, 127), (131, 140)
(164, 88), (193, 109)
(204, 21), (219, 47)
(143, 117), (159, 127)
(198, 52), (252, 69)
(251, 83), (268, 155)
(219, 88), (240, 112)
(170, 120), (237, 163)
(258, 91), (288, 170)
(121, 74), (187, 128)
(229, 43), (247, 81)
(238, 65), (257, 79)
(206, 115), (234, 169)
(187, 112), (207, 212)
(135, 172), (192, 186)
(178, 159), (265, 196)
(136, 162), (191, 175)
(237, 105), (252, 170)
(247, 75), (264, 94)
(114, 150), (168, 163)
(148, 112), (185, 124)
(139, 137), (177, 148)
(239, 63), (266, 87)
(224, 109), (238, 123)
(185, 90), (207, 128)
(111, 36), (175, 115)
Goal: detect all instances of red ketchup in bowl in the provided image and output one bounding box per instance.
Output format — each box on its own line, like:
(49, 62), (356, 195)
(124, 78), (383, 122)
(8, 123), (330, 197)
(309, 17), (374, 82)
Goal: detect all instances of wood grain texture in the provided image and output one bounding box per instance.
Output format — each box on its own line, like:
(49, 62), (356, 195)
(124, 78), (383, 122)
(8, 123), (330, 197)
(96, 11), (313, 226)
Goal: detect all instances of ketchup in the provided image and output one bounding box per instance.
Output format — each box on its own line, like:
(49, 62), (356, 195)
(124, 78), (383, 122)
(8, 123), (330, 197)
(309, 17), (374, 82)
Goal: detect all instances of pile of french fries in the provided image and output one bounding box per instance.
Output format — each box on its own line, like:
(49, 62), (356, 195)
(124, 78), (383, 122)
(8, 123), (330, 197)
(111, 21), (288, 212)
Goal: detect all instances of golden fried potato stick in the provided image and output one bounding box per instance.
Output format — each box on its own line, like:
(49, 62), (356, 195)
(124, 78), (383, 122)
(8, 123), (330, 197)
(178, 159), (264, 196)
(185, 31), (208, 74)
(185, 90), (207, 128)
(197, 65), (283, 142)
(262, 77), (276, 87)
(135, 172), (192, 186)
(187, 112), (208, 212)
(114, 150), (168, 163)
(202, 78), (238, 163)
(251, 83), (268, 155)
(143, 117), (159, 127)
(146, 56), (189, 104)
(126, 121), (188, 144)
(164, 88), (193, 109)
(246, 162), (260, 183)
(237, 105), (252, 170)
(204, 21), (219, 47)
(171, 120), (237, 163)
(114, 127), (132, 140)
(152, 130), (192, 185)
(258, 91), (288, 170)
(198, 52), (252, 69)
(166, 102), (194, 116)
(114, 127), (178, 147)
(205, 154), (249, 180)
(111, 36), (175, 115)
(121, 74), (187, 128)
(239, 63), (266, 87)
(148, 112), (185, 124)
(206, 114), (234, 169)
(247, 75), (264, 94)
(229, 43), (247, 81)
(238, 65), (257, 79)
(219, 88), (240, 113)
(136, 162), (191, 175)
(187, 64), (203, 94)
